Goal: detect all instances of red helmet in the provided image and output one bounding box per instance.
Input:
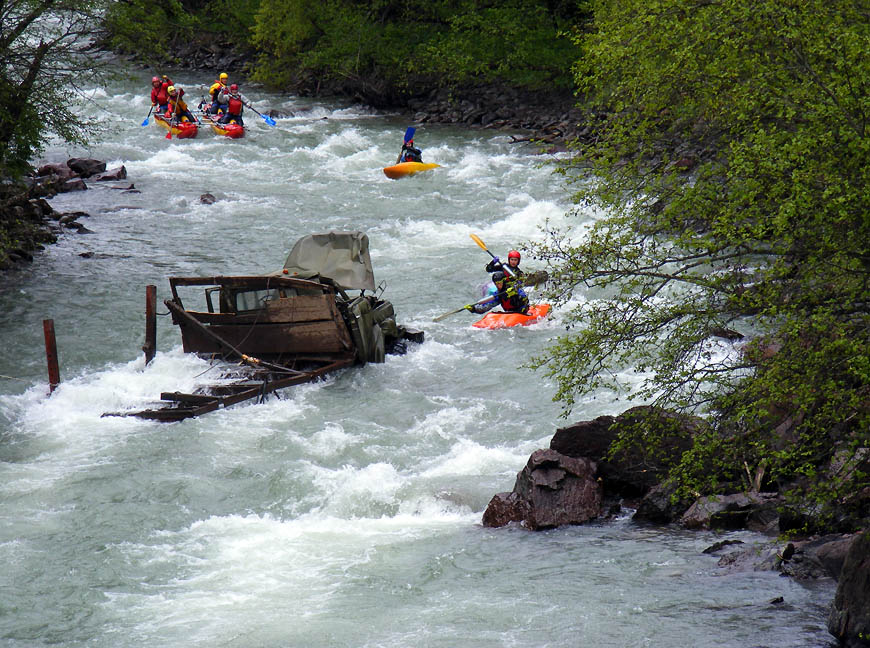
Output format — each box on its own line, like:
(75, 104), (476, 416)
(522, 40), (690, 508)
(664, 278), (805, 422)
(508, 250), (521, 260)
(151, 76), (160, 84)
(230, 84), (238, 92)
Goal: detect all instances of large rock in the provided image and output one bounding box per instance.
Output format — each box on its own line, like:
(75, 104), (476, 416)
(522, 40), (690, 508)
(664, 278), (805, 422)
(634, 483), (694, 524)
(680, 492), (782, 530)
(93, 165), (126, 181)
(828, 531), (870, 646)
(36, 162), (78, 180)
(550, 406), (700, 497)
(66, 157), (105, 178)
(482, 449), (602, 530)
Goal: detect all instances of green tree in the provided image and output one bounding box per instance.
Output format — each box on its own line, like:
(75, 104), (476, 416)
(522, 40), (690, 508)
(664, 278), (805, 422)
(250, 0), (583, 92)
(0, 0), (108, 177)
(533, 0), (869, 523)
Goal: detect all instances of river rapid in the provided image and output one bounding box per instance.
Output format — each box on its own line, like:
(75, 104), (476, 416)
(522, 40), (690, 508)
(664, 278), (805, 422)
(0, 70), (837, 647)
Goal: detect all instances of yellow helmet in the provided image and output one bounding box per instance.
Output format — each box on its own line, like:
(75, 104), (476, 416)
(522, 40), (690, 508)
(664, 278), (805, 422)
(167, 85), (175, 93)
(219, 72), (228, 81)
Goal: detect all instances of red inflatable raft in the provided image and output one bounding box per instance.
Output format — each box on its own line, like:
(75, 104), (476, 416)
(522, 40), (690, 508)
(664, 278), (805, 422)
(202, 112), (245, 138)
(472, 303), (551, 329)
(153, 113), (198, 139)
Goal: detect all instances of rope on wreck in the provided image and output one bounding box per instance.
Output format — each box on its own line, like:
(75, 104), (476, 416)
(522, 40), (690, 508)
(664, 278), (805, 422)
(0, 374), (30, 382)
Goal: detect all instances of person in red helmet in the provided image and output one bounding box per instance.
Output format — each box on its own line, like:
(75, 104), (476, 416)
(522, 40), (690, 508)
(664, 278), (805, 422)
(150, 74), (173, 113)
(218, 83), (248, 125)
(465, 271), (529, 315)
(398, 137), (423, 163)
(485, 249), (524, 279)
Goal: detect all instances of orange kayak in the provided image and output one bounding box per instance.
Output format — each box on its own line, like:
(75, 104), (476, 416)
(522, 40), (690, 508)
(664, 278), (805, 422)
(472, 304), (551, 329)
(383, 162), (441, 179)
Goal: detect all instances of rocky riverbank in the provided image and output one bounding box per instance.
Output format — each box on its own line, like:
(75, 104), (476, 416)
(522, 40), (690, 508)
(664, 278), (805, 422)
(0, 159), (132, 270)
(481, 406), (869, 647)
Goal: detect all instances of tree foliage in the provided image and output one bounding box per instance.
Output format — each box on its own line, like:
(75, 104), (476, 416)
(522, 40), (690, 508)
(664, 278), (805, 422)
(0, 0), (108, 177)
(250, 0), (586, 92)
(533, 0), (869, 526)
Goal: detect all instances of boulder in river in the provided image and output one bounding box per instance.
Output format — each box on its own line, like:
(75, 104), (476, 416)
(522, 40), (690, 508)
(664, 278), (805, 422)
(482, 448), (601, 530)
(66, 158), (105, 178)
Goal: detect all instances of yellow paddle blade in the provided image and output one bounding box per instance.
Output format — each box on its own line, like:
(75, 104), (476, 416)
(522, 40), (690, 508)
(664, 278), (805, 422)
(470, 233), (488, 251)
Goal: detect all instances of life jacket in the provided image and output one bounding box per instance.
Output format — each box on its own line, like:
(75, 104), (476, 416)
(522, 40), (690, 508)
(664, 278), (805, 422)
(168, 95), (188, 115)
(498, 280), (529, 313)
(228, 95), (242, 114)
(210, 81), (225, 99)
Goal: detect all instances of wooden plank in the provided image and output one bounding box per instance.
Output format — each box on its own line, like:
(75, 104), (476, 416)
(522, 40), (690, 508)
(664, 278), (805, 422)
(188, 294), (338, 324)
(179, 320), (354, 355)
(169, 275), (328, 291)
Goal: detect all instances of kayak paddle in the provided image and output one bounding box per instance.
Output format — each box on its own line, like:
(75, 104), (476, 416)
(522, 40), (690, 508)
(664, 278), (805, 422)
(433, 294), (489, 322)
(244, 101), (277, 126)
(470, 233), (517, 279)
(141, 105), (154, 126)
(432, 287), (516, 322)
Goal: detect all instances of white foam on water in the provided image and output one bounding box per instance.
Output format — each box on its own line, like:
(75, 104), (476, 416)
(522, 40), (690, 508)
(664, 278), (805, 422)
(418, 437), (535, 478)
(102, 507), (476, 644)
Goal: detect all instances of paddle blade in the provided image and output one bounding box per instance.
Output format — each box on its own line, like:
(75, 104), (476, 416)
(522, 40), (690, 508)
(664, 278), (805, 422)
(404, 126), (415, 144)
(141, 116), (150, 126)
(263, 114), (276, 126)
(470, 233), (488, 251)
(165, 129), (172, 140)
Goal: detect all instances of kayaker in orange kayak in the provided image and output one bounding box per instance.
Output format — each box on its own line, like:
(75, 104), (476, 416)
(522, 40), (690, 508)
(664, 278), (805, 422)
(397, 137), (423, 163)
(465, 271), (530, 315)
(485, 249), (525, 280)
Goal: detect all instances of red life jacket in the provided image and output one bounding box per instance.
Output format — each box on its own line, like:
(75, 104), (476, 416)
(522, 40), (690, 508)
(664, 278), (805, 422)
(228, 96), (242, 114)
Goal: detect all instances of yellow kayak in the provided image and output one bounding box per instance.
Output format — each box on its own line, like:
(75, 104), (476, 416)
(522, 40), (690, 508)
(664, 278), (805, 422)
(383, 161), (441, 179)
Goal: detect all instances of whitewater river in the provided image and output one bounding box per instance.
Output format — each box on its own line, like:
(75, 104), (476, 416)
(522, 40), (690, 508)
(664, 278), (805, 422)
(0, 70), (837, 647)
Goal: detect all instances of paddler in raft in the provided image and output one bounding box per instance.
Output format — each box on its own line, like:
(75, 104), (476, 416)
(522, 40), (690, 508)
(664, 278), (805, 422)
(207, 72), (229, 114)
(166, 86), (197, 123)
(465, 271), (530, 315)
(217, 83), (248, 126)
(150, 75), (173, 113)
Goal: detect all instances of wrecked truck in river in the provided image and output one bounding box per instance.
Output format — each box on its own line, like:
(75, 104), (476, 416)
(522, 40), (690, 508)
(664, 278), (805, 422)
(110, 231), (423, 421)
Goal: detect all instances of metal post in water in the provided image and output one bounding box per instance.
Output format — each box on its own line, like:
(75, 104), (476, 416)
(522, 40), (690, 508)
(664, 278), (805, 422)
(43, 319), (60, 394)
(143, 285), (157, 365)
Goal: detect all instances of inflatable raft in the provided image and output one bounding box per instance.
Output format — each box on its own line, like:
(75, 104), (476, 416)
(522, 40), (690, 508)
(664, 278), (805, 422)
(472, 304), (551, 329)
(153, 113), (198, 139)
(383, 161), (441, 179)
(202, 112), (245, 138)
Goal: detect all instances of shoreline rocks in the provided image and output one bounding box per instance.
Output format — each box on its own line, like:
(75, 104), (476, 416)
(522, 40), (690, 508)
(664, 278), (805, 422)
(0, 157), (116, 269)
(481, 406), (869, 646)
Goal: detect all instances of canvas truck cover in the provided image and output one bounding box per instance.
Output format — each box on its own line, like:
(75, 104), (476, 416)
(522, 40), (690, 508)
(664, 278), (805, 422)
(280, 231), (376, 292)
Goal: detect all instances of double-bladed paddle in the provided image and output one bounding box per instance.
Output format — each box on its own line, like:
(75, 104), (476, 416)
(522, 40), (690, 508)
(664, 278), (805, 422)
(470, 233), (517, 278)
(243, 100), (277, 126)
